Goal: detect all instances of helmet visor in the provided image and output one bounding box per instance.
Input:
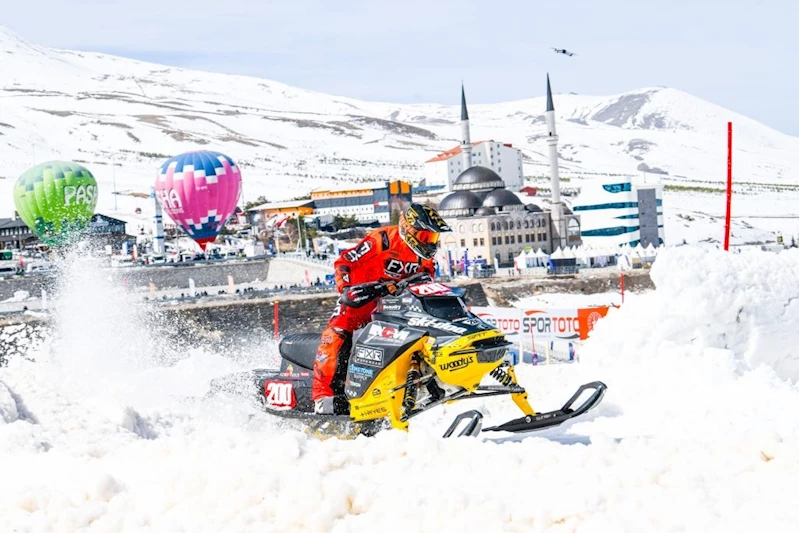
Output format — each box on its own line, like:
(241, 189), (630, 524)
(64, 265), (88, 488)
(415, 230), (440, 245)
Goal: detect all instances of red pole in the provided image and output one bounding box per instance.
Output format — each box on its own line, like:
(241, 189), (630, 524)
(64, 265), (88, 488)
(724, 122), (733, 251)
(620, 273), (625, 304)
(273, 300), (280, 339)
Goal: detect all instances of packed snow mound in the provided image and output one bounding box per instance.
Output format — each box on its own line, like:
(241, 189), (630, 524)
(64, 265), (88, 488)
(585, 246), (799, 381)
(581, 246), (799, 443)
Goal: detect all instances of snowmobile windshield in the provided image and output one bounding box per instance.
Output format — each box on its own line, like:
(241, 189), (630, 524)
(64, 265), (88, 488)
(421, 296), (469, 321)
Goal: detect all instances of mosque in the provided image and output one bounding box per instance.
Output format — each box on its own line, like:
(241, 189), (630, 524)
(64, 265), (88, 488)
(433, 76), (582, 270)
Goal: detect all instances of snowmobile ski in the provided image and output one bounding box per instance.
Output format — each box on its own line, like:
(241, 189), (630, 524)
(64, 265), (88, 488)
(481, 381), (607, 434)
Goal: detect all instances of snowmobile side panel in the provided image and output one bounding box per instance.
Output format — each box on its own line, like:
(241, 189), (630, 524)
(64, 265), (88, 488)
(257, 370), (315, 413)
(348, 336), (430, 430)
(345, 321), (426, 400)
(426, 330), (508, 391)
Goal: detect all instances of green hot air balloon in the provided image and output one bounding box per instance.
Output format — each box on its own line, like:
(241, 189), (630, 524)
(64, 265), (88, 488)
(13, 161), (99, 246)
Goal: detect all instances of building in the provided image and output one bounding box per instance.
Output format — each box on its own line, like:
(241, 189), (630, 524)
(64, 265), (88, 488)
(435, 166), (581, 269)
(246, 180), (413, 228)
(0, 216), (36, 249)
(0, 213), (128, 250)
(425, 141), (524, 192)
(86, 214), (127, 236)
(572, 176), (664, 247)
(432, 75), (589, 271)
(85, 214), (129, 246)
(248, 199), (315, 222)
(424, 85), (524, 192)
(311, 180), (412, 224)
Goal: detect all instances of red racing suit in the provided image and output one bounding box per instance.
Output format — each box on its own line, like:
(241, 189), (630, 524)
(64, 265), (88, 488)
(312, 225), (435, 400)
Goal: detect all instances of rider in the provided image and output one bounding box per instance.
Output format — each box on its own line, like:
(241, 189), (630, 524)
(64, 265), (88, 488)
(312, 203), (451, 414)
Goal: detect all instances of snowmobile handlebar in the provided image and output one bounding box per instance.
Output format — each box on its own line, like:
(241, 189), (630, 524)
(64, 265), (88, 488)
(341, 272), (432, 307)
(349, 271), (431, 294)
(388, 271), (432, 292)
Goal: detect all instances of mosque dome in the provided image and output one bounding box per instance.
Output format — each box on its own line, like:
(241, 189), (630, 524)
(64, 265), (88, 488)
(474, 206), (497, 216)
(438, 190), (482, 216)
(452, 166), (505, 191)
(482, 188), (523, 209)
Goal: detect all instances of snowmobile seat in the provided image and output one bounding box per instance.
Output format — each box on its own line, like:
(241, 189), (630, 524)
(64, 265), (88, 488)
(279, 333), (323, 370)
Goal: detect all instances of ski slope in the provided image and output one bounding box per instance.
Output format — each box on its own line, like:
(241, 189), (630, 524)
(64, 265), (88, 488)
(1, 246), (799, 532)
(2, 25), (799, 245)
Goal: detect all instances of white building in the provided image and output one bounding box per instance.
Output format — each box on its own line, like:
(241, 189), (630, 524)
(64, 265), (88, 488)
(425, 141), (524, 192)
(572, 176), (664, 248)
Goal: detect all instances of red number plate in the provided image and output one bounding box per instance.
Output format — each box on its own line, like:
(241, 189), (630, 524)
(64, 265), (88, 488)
(264, 381), (296, 410)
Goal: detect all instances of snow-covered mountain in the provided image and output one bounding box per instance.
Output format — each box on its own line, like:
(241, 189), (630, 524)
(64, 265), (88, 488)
(1, 26), (798, 244)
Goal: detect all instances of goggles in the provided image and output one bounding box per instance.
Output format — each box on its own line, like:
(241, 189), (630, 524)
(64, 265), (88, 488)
(415, 230), (440, 245)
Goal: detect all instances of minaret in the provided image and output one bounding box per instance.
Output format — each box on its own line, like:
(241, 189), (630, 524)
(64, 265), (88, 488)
(546, 74), (566, 250)
(460, 84), (473, 172)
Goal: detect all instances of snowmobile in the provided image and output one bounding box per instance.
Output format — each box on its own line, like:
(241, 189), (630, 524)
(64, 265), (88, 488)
(211, 272), (606, 438)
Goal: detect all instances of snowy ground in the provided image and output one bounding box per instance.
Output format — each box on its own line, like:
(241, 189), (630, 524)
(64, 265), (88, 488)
(512, 290), (635, 310)
(2, 246), (799, 532)
(663, 190), (799, 246)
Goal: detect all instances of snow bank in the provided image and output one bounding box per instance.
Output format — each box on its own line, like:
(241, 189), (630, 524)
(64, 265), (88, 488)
(580, 244), (799, 450)
(584, 246), (799, 380)
(2, 246), (799, 532)
(3, 290), (31, 303)
(512, 290), (630, 309)
(0, 381), (18, 424)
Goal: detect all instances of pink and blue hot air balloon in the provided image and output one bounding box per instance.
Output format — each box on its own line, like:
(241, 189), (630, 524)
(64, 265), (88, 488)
(155, 150), (242, 250)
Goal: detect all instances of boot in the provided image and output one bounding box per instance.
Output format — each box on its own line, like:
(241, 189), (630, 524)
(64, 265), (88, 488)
(314, 395), (351, 415)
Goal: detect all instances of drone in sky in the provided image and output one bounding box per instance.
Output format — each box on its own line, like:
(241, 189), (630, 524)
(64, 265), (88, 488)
(551, 47), (577, 57)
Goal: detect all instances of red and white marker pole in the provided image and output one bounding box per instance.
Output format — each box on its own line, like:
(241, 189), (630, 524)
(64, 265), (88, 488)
(724, 122), (733, 251)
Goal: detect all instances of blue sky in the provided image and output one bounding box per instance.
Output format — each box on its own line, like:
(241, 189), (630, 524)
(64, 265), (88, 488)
(5, 0), (798, 134)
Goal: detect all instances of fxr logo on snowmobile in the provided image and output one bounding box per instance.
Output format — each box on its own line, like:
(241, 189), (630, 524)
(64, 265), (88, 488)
(354, 345), (384, 366)
(384, 258), (420, 279)
(438, 356), (474, 371)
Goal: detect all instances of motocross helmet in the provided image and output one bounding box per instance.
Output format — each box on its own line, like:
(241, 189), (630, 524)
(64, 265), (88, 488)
(398, 203), (451, 260)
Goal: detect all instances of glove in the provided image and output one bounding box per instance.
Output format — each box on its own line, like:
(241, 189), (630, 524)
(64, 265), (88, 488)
(341, 281), (396, 308)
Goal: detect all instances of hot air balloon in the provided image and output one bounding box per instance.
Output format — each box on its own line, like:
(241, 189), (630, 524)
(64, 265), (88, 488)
(13, 161), (99, 246)
(154, 150), (242, 250)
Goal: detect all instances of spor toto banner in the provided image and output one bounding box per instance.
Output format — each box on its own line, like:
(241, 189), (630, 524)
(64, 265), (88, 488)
(470, 307), (521, 336)
(470, 306), (613, 342)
